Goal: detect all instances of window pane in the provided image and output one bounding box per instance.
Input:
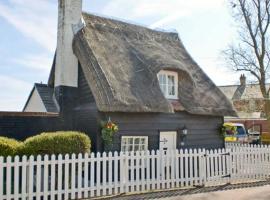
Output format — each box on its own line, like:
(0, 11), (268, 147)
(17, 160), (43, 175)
(168, 85), (175, 95)
(161, 85), (166, 95)
(134, 138), (140, 145)
(141, 138), (145, 144)
(158, 74), (167, 96)
(128, 138), (133, 145)
(158, 74), (165, 84)
(122, 145), (127, 152)
(168, 75), (174, 86)
(134, 145), (140, 151)
(128, 145), (133, 151)
(122, 138), (127, 145)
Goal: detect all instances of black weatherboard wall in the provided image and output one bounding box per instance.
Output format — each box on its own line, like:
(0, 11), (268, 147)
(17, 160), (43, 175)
(101, 112), (224, 152)
(0, 113), (64, 140)
(73, 65), (101, 152)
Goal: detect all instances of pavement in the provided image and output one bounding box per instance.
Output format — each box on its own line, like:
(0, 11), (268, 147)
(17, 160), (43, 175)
(163, 185), (270, 200)
(103, 180), (270, 200)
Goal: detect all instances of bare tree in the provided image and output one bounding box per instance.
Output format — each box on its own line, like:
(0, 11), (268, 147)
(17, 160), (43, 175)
(224, 0), (270, 121)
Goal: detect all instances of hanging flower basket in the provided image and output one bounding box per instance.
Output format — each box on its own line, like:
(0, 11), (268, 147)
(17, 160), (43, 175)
(101, 119), (118, 150)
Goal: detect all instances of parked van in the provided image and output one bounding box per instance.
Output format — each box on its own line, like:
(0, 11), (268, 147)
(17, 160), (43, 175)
(222, 123), (249, 143)
(224, 118), (269, 144)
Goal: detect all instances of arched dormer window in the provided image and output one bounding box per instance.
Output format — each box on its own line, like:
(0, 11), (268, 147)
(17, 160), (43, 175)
(157, 70), (178, 99)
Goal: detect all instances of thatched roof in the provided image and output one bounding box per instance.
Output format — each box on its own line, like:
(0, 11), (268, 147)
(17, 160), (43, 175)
(73, 13), (237, 116)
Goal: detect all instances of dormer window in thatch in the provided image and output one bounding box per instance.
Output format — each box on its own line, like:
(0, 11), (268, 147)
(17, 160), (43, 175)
(158, 70), (178, 99)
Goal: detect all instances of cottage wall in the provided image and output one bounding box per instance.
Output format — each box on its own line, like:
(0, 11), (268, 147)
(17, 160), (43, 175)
(101, 112), (224, 151)
(72, 65), (225, 152)
(73, 65), (101, 152)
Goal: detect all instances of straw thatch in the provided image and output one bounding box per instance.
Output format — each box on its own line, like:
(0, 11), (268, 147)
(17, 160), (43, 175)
(72, 13), (237, 116)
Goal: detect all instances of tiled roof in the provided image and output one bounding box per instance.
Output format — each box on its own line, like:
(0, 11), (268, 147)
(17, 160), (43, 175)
(219, 84), (270, 100)
(35, 84), (58, 113)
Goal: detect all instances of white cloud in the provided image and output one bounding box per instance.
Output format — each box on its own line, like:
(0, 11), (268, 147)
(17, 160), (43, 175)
(103, 0), (225, 27)
(0, 0), (57, 52)
(149, 13), (187, 29)
(0, 75), (32, 111)
(13, 53), (53, 72)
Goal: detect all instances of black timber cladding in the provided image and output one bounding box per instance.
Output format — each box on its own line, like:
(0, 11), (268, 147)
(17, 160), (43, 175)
(0, 112), (63, 140)
(101, 112), (224, 152)
(77, 63), (95, 104)
(73, 64), (100, 152)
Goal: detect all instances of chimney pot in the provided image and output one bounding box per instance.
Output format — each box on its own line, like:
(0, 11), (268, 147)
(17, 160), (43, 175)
(240, 74), (246, 85)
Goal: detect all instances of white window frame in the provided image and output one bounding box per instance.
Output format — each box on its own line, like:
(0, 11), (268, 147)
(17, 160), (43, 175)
(157, 70), (178, 99)
(121, 136), (148, 152)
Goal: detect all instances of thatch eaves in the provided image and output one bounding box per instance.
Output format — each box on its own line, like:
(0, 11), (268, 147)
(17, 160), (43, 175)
(73, 13), (237, 116)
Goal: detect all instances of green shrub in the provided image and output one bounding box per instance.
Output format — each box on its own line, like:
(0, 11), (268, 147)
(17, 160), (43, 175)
(0, 137), (22, 157)
(18, 131), (91, 156)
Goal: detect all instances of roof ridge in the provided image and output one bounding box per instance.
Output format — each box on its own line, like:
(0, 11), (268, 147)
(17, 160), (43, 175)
(82, 12), (179, 36)
(34, 83), (49, 87)
(219, 83), (270, 87)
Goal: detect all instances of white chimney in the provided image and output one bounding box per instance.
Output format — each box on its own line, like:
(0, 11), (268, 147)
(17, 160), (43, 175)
(55, 0), (82, 88)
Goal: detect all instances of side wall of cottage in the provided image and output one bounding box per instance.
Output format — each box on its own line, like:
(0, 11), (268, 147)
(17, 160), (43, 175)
(73, 65), (101, 152)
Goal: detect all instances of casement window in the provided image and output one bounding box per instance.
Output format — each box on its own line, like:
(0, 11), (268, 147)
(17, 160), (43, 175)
(121, 136), (148, 152)
(157, 70), (178, 99)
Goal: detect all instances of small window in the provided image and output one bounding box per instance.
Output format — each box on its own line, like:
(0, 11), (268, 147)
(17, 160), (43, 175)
(121, 136), (148, 152)
(157, 70), (178, 99)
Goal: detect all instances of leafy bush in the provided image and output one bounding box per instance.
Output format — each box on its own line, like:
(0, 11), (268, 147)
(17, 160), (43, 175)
(18, 131), (91, 156)
(0, 137), (22, 157)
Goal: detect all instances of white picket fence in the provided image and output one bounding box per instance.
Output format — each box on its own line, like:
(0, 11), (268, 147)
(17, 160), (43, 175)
(1, 144), (270, 200)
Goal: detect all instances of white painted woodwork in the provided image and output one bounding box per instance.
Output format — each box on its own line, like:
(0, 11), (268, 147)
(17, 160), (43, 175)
(55, 0), (82, 87)
(24, 88), (46, 112)
(159, 131), (177, 150)
(1, 144), (270, 199)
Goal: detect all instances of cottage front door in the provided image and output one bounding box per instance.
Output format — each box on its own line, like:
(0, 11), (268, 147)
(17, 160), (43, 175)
(159, 131), (177, 151)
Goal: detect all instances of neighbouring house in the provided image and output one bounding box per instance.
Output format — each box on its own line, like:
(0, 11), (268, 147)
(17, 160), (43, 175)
(219, 74), (269, 135)
(4, 0), (236, 152)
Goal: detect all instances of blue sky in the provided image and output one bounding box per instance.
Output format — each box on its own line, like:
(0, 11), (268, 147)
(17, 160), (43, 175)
(0, 0), (240, 111)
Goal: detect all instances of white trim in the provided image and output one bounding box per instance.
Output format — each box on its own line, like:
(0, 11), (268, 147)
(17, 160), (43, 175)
(159, 131), (177, 150)
(157, 70), (178, 99)
(121, 136), (148, 152)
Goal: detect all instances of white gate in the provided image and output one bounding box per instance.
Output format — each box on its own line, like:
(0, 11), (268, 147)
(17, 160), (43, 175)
(204, 149), (231, 186)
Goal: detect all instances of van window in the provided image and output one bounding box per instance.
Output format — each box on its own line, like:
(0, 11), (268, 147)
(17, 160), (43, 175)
(237, 126), (246, 135)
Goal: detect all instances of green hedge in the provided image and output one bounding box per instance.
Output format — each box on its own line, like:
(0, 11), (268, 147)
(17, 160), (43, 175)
(18, 131), (91, 156)
(0, 137), (22, 157)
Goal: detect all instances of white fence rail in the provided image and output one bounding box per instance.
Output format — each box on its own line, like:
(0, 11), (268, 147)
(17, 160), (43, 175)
(1, 144), (270, 200)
